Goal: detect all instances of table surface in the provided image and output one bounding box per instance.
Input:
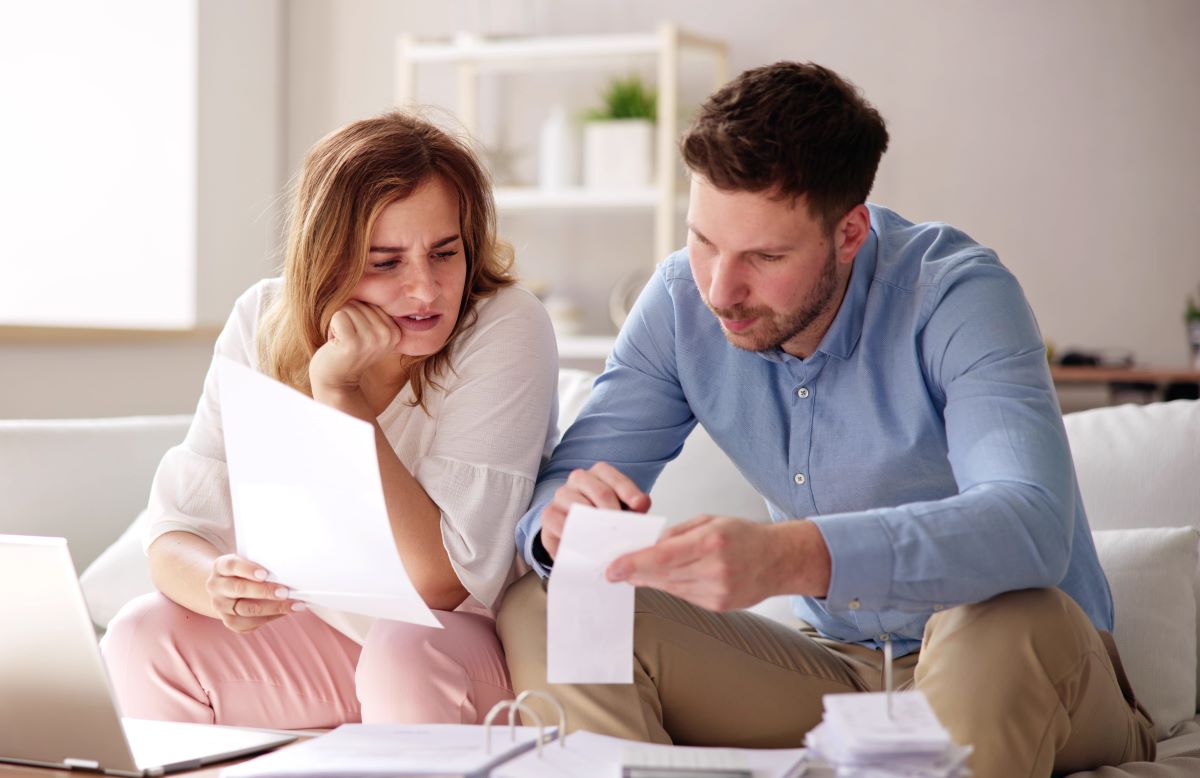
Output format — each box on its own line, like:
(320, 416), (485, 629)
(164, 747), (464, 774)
(1050, 365), (1200, 384)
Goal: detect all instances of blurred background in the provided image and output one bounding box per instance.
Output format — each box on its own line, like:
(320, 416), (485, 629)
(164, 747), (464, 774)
(2, 0), (1198, 418)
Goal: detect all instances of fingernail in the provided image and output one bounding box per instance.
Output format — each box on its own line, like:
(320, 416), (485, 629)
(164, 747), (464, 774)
(608, 562), (628, 581)
(253, 569), (268, 581)
(291, 602), (308, 611)
(274, 587), (288, 599)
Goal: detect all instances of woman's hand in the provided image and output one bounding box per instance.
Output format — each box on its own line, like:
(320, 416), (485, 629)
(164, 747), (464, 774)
(309, 301), (403, 395)
(205, 554), (305, 634)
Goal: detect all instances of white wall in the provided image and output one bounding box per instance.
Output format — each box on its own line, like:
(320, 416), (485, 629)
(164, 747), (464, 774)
(287, 0), (1200, 362)
(2, 0), (1197, 418)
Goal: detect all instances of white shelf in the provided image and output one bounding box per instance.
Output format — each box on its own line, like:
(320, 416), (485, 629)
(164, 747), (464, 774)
(495, 187), (659, 211)
(557, 334), (617, 360)
(401, 31), (725, 70)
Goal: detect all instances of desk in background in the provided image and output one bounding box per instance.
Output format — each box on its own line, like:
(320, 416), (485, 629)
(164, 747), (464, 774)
(1051, 366), (1200, 411)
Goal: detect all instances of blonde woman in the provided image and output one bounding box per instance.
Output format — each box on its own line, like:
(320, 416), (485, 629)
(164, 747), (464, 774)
(100, 113), (558, 728)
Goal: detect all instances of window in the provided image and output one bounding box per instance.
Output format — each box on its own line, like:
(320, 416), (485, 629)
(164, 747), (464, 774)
(0, 0), (196, 328)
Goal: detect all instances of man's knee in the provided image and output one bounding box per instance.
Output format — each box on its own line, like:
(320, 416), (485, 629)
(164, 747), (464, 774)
(496, 572), (548, 655)
(928, 588), (1084, 637)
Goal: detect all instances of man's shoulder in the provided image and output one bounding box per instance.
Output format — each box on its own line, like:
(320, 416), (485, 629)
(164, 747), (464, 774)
(867, 205), (1004, 294)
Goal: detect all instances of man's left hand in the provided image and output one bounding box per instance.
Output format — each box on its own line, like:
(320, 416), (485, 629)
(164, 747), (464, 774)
(604, 516), (831, 611)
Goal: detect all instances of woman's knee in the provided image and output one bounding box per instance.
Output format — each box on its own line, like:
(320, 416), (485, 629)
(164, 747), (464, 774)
(357, 612), (512, 723)
(101, 592), (210, 666)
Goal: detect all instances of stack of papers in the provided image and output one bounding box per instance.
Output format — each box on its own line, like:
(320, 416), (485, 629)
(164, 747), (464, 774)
(804, 692), (971, 778)
(495, 730), (808, 778)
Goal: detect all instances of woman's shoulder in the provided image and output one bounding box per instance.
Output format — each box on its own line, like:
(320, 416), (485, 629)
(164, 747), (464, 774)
(453, 284), (555, 358)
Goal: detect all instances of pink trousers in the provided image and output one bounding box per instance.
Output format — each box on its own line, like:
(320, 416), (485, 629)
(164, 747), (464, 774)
(99, 593), (513, 729)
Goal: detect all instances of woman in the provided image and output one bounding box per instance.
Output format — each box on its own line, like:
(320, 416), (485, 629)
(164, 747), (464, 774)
(100, 112), (558, 728)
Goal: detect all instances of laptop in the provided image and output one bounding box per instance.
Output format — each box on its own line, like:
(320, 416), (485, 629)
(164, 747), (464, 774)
(0, 534), (296, 776)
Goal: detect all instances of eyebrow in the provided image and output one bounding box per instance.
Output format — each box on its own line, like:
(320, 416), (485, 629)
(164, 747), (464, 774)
(686, 222), (793, 254)
(369, 234), (461, 253)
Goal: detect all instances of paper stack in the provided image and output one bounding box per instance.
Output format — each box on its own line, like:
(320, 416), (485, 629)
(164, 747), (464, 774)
(804, 691), (971, 778)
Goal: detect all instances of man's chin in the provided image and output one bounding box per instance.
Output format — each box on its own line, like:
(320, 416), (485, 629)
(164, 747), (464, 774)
(720, 327), (776, 354)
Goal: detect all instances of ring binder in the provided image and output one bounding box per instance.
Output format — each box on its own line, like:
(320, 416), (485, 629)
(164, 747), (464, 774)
(483, 690), (567, 757)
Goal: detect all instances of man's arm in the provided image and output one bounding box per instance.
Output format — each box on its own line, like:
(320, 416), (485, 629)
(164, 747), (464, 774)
(515, 261), (698, 575)
(809, 260), (1078, 614)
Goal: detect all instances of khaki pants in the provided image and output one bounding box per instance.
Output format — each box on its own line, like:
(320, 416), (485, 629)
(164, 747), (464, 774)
(497, 573), (1155, 778)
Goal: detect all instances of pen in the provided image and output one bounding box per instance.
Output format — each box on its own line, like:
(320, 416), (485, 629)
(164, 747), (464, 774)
(884, 636), (894, 720)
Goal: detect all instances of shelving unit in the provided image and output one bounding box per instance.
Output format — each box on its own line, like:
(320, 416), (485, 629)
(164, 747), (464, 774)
(394, 25), (728, 361)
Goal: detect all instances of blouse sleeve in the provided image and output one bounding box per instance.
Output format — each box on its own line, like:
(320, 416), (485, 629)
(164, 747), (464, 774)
(141, 280), (274, 555)
(414, 287), (559, 609)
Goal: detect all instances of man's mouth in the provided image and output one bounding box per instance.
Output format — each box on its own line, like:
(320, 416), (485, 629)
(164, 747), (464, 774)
(720, 316), (757, 333)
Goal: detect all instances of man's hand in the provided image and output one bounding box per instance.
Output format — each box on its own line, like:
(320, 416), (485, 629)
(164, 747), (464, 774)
(540, 462), (651, 558)
(605, 516), (831, 611)
(309, 301), (403, 395)
(205, 554), (305, 634)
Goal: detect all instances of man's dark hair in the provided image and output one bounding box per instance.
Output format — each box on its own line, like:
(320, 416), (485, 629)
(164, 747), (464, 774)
(680, 62), (889, 233)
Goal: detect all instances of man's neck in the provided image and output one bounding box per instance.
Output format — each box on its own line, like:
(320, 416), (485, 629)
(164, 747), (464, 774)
(780, 265), (856, 360)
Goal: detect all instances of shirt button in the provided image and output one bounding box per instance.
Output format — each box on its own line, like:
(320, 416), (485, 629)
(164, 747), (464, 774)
(796, 387), (810, 399)
(849, 598), (861, 610)
(878, 633), (891, 642)
(793, 473), (806, 485)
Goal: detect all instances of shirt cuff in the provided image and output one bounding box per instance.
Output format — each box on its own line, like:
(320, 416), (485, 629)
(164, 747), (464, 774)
(523, 526), (554, 579)
(809, 510), (896, 612)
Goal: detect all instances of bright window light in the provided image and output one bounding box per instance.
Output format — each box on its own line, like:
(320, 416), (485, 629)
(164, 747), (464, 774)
(0, 0), (196, 328)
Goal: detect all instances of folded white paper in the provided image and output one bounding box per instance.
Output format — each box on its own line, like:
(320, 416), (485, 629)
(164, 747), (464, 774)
(547, 505), (666, 684)
(217, 356), (440, 627)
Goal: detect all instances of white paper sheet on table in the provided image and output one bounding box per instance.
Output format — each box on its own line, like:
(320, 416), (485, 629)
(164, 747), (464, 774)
(494, 730), (808, 778)
(547, 505), (667, 684)
(217, 356), (440, 627)
(221, 723), (553, 777)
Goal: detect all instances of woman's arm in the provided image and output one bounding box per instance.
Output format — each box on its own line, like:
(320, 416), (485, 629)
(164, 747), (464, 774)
(309, 386), (469, 611)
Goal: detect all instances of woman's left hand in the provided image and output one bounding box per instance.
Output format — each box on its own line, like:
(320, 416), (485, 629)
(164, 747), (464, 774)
(309, 300), (403, 394)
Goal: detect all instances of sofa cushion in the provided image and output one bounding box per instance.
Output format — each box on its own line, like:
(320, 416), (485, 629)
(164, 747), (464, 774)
(1063, 400), (1200, 711)
(1093, 527), (1199, 738)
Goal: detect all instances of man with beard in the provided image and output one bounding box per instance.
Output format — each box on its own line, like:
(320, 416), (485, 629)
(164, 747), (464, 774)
(497, 62), (1155, 778)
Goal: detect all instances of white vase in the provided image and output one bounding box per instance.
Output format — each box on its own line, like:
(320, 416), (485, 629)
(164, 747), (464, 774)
(538, 105), (579, 190)
(583, 119), (654, 189)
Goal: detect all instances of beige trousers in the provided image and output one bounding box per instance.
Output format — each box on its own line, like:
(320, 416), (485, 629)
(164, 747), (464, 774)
(496, 573), (1155, 778)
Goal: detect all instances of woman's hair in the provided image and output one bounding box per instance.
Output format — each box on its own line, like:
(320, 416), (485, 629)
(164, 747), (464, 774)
(258, 111), (514, 410)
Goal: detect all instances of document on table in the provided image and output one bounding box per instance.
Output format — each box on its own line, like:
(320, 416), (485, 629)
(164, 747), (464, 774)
(547, 505), (667, 684)
(494, 731), (808, 778)
(217, 356), (440, 627)
(221, 723), (553, 778)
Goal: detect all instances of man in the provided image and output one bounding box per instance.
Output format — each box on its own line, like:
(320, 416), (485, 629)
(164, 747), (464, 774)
(497, 62), (1154, 778)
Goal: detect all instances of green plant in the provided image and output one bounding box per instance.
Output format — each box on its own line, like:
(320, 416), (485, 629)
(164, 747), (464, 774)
(584, 74), (657, 122)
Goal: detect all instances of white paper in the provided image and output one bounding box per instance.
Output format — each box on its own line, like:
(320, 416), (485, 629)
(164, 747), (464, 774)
(221, 723), (552, 777)
(547, 505), (667, 684)
(495, 731), (808, 778)
(217, 356), (440, 627)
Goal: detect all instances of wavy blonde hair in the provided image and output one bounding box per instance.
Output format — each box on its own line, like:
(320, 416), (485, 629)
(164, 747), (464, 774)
(258, 111), (514, 410)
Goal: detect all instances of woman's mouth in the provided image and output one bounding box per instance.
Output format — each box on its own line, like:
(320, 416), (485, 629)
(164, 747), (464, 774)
(393, 313), (442, 332)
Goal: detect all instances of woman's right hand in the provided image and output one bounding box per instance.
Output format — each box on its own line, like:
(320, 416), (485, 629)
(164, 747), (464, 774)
(205, 554), (306, 633)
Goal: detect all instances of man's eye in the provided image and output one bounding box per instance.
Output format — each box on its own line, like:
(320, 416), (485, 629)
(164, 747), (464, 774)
(757, 253), (783, 262)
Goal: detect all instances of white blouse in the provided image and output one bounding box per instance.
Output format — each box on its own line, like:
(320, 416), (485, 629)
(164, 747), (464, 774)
(143, 278), (559, 642)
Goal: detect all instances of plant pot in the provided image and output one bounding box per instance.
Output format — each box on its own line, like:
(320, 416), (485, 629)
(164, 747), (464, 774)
(583, 119), (654, 189)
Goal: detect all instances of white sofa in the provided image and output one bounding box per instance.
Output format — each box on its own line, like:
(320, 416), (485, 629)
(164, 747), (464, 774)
(1, 370), (1197, 776)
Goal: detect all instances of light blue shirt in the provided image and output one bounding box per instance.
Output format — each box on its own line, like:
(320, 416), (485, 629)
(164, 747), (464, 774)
(517, 204), (1113, 656)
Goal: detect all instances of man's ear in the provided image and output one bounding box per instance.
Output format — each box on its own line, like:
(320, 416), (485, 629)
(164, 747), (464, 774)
(834, 204), (870, 264)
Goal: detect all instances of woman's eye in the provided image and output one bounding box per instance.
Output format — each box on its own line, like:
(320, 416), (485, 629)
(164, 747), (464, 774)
(371, 259), (399, 270)
(433, 250), (459, 261)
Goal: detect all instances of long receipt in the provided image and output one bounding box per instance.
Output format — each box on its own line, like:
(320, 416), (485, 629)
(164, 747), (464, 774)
(547, 505), (667, 684)
(217, 356), (440, 627)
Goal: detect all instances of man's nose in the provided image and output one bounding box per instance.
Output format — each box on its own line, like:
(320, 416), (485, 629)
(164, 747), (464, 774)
(706, 253), (746, 311)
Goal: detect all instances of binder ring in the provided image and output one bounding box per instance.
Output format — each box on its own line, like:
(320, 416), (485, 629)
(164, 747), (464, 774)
(514, 689), (568, 748)
(483, 700), (545, 756)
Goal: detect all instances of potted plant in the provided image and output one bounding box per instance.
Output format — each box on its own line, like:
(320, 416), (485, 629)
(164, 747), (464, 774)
(582, 74), (657, 189)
